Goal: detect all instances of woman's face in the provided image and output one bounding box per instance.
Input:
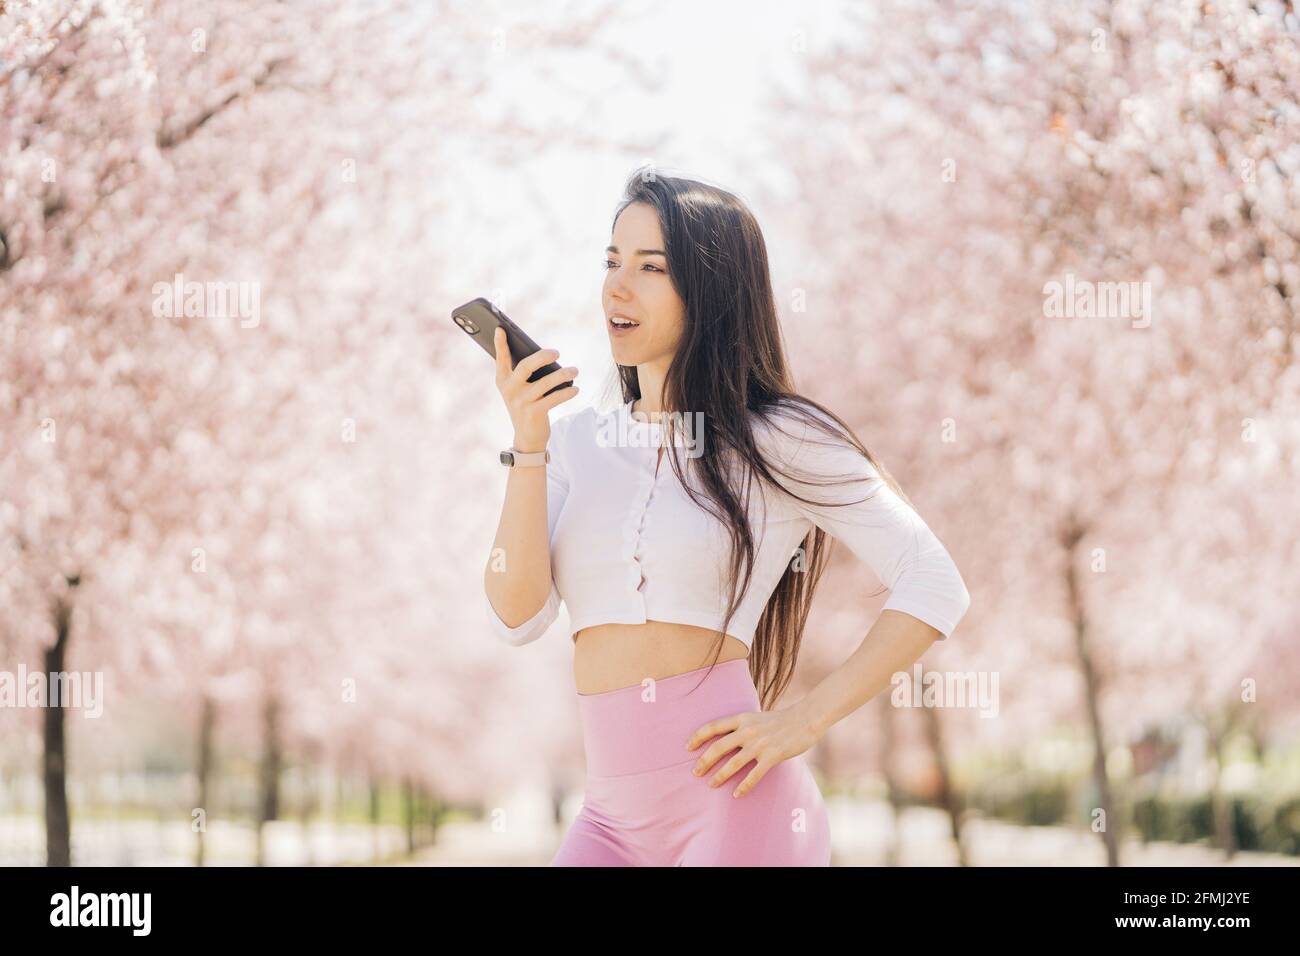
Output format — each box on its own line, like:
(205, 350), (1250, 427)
(603, 201), (684, 369)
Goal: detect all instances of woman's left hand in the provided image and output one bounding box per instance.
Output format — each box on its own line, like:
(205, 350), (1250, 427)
(685, 706), (820, 798)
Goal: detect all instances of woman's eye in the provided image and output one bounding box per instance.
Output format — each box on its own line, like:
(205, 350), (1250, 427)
(604, 260), (664, 273)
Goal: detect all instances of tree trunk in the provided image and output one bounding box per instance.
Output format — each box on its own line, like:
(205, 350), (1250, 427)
(414, 786), (428, 849)
(195, 694), (216, 867)
(255, 693), (281, 867)
(402, 776), (415, 855)
(298, 757), (316, 866)
(369, 776), (382, 863)
(922, 702), (967, 865)
(1063, 519), (1120, 866)
(879, 694), (902, 867)
(43, 577), (79, 867)
(1207, 709), (1238, 860)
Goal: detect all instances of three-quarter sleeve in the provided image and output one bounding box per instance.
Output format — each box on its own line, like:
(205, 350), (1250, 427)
(484, 414), (572, 646)
(762, 410), (970, 640)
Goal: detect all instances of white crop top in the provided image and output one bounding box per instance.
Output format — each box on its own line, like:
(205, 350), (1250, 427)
(484, 399), (970, 648)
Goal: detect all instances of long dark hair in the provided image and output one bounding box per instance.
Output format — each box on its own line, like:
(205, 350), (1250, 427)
(610, 166), (914, 711)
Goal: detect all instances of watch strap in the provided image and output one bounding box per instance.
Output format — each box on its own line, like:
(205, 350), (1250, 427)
(500, 447), (550, 467)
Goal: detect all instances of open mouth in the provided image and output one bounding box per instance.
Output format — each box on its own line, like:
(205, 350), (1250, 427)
(609, 315), (640, 331)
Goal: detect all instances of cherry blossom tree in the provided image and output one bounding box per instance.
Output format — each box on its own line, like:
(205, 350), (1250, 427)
(1, 0), (647, 865)
(771, 0), (1299, 863)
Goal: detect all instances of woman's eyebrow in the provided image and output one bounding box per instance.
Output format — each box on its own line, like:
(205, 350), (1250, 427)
(606, 245), (666, 257)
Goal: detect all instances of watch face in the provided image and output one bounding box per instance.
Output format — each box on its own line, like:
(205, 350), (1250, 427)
(499, 451), (513, 466)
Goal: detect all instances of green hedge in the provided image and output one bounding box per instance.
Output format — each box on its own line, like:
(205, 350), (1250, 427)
(970, 780), (1072, 827)
(1131, 795), (1300, 855)
(968, 783), (1300, 856)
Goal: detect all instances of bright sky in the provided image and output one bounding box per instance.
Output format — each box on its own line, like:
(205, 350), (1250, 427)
(440, 0), (853, 424)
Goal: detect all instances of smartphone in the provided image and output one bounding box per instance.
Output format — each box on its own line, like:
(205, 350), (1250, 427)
(451, 297), (570, 397)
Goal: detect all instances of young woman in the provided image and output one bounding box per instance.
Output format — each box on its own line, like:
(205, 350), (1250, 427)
(483, 168), (971, 867)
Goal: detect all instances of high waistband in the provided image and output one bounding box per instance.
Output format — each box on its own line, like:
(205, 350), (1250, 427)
(576, 658), (759, 778)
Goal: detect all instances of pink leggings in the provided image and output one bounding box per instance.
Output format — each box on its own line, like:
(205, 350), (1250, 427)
(552, 658), (831, 866)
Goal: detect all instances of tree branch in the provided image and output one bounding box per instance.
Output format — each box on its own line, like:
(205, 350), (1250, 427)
(156, 56), (290, 151)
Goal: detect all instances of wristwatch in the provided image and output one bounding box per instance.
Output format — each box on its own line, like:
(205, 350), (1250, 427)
(499, 447), (550, 467)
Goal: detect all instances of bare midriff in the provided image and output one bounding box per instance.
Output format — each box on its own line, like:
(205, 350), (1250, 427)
(572, 621), (750, 695)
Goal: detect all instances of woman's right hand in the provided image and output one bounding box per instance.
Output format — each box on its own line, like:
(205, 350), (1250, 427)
(493, 326), (580, 453)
